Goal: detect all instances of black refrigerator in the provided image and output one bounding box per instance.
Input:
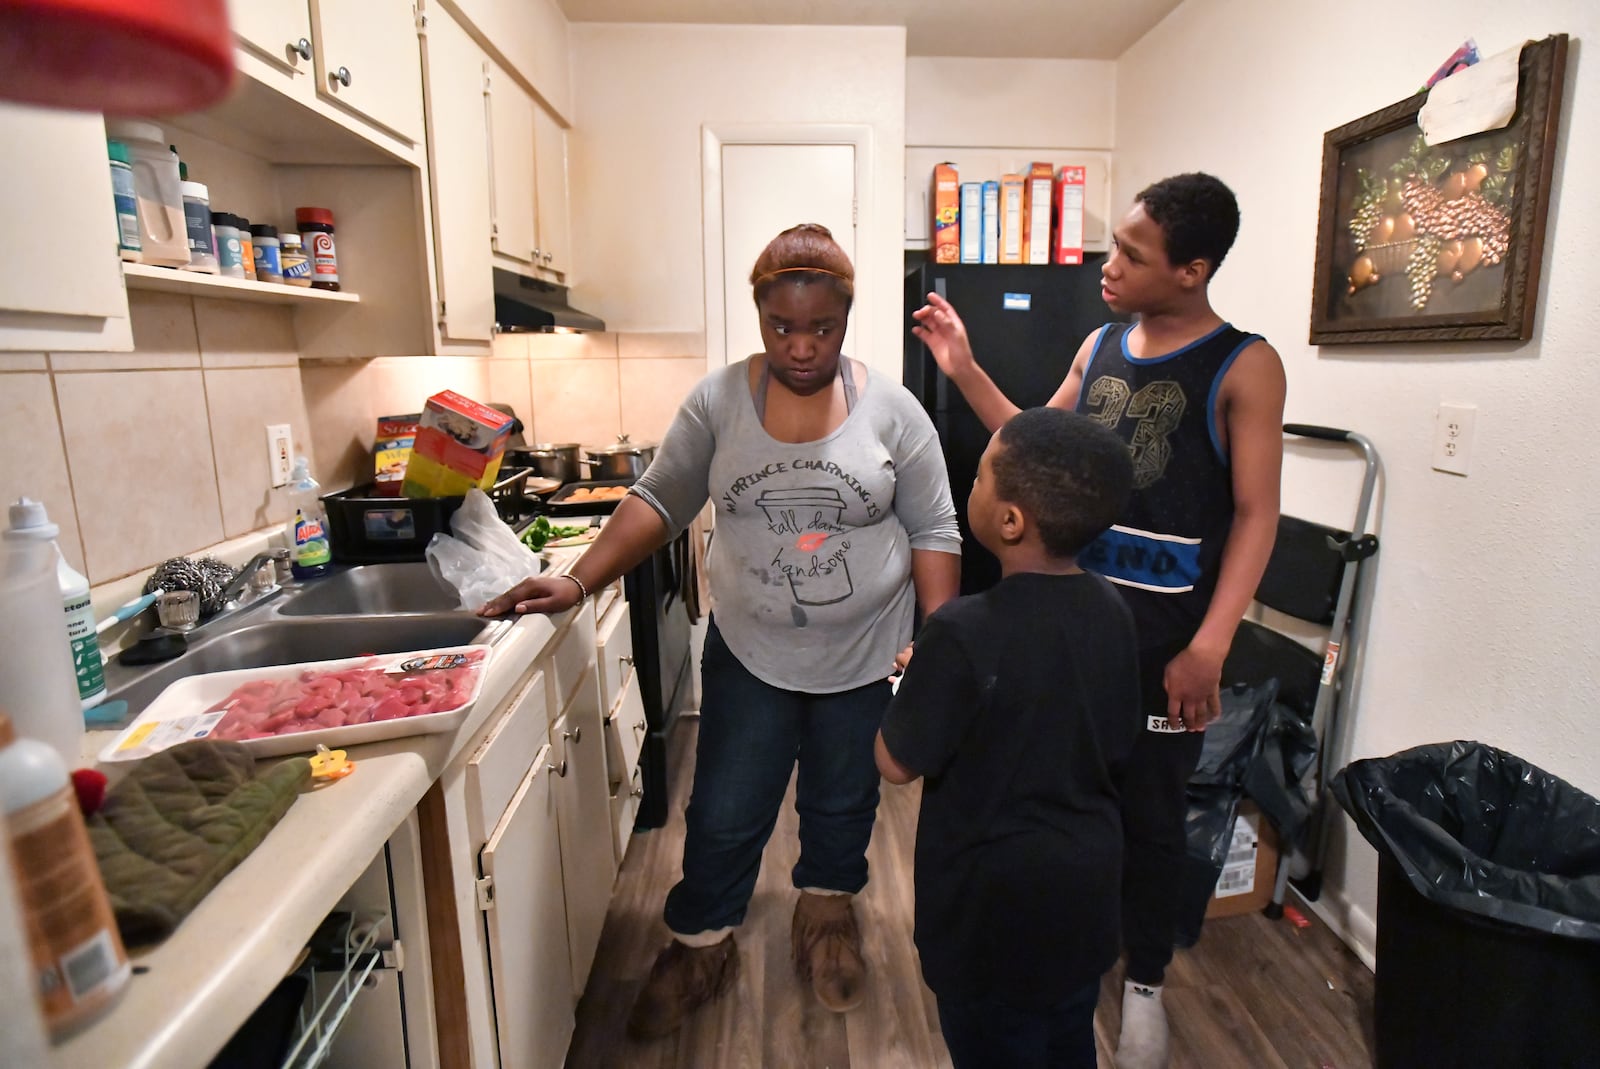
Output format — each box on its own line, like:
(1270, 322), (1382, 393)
(904, 254), (1123, 595)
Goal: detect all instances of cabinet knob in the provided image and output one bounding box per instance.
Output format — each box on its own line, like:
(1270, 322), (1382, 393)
(291, 38), (312, 61)
(630, 784), (644, 798)
(542, 251), (554, 264)
(531, 247), (542, 261)
(548, 758), (568, 778)
(563, 724), (582, 745)
(620, 654), (634, 668)
(334, 65), (352, 87)
(634, 719), (647, 734)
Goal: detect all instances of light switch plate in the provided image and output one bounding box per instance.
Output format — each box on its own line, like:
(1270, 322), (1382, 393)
(1431, 403), (1475, 476)
(267, 424), (293, 487)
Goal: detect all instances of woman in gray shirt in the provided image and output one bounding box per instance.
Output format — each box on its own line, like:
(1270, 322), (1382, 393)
(481, 224), (960, 1039)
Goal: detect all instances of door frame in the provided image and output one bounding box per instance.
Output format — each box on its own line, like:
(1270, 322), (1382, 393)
(701, 123), (875, 369)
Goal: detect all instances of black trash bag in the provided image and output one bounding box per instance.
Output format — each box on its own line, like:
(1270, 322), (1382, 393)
(1332, 740), (1600, 941)
(1189, 678), (1277, 787)
(1243, 699), (1320, 848)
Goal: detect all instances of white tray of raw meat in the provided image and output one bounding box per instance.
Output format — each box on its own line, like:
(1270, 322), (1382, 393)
(99, 645), (494, 762)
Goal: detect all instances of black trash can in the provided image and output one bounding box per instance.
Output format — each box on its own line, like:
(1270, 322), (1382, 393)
(1332, 741), (1600, 1069)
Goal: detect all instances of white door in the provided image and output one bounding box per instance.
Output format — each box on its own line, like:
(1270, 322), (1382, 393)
(480, 744), (574, 1069)
(311, 0), (424, 143)
(227, 0), (314, 84)
(532, 105), (571, 276)
(552, 672), (616, 997)
(486, 61), (538, 267)
(718, 142), (856, 367)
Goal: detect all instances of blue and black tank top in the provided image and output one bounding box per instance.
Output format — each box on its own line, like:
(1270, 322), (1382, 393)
(1075, 321), (1262, 648)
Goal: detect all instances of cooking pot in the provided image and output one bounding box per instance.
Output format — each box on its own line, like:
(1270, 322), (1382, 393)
(583, 435), (657, 482)
(506, 442), (582, 484)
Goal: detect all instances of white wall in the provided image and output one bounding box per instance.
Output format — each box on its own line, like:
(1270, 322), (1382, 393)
(1117, 0), (1600, 959)
(567, 24), (906, 379)
(907, 57), (1116, 148)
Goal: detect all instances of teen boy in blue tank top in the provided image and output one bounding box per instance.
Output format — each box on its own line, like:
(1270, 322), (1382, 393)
(913, 173), (1287, 1069)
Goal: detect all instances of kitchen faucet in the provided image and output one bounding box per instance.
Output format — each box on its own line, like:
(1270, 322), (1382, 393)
(218, 552), (278, 611)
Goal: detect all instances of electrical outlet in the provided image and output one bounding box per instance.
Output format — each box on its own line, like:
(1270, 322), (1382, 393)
(267, 424), (293, 487)
(1431, 402), (1475, 476)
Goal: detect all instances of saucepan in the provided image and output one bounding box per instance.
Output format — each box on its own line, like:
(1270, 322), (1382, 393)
(582, 435), (657, 482)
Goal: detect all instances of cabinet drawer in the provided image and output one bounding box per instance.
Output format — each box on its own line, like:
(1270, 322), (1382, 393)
(546, 601), (596, 717)
(609, 764), (642, 867)
(467, 669), (547, 842)
(594, 579), (623, 623)
(595, 598), (633, 716)
(603, 671), (647, 792)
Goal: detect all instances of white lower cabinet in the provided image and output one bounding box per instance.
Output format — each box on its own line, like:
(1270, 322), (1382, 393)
(605, 671), (648, 865)
(479, 741), (574, 1069)
(552, 668), (618, 998)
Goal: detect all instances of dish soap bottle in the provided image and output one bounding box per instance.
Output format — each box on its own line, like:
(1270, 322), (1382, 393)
(4, 499), (106, 710)
(286, 457), (333, 580)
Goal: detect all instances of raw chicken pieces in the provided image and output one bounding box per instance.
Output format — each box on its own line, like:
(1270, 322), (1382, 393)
(209, 648), (487, 741)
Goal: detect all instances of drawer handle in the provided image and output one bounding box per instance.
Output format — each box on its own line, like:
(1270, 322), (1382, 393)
(634, 719), (647, 734)
(563, 724), (582, 745)
(630, 784), (643, 798)
(548, 758), (568, 778)
(291, 37), (312, 61)
(334, 65), (352, 87)
(620, 655), (634, 668)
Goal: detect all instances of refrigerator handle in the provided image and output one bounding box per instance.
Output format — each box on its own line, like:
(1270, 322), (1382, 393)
(931, 275), (949, 411)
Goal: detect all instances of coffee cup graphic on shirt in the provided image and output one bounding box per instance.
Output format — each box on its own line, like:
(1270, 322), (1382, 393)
(757, 487), (854, 605)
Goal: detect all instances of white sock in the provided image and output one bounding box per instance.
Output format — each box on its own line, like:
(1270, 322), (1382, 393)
(1116, 980), (1170, 1069)
(671, 926), (733, 948)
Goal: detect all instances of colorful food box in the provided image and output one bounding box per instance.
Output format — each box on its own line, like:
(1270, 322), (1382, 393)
(1024, 161), (1055, 265)
(373, 412), (419, 497)
(959, 182), (983, 263)
(932, 162), (961, 264)
(998, 174), (1026, 264)
(1054, 165), (1087, 265)
(401, 390), (517, 499)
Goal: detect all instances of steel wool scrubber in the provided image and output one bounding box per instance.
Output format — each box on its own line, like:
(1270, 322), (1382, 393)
(143, 556), (237, 617)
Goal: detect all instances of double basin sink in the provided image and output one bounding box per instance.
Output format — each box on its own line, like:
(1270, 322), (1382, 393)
(101, 562), (515, 718)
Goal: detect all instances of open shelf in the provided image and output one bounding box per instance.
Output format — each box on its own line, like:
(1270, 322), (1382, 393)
(123, 264), (360, 306)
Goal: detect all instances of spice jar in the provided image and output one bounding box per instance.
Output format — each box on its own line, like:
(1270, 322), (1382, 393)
(280, 233), (312, 287)
(250, 223), (282, 283)
(212, 212), (245, 278)
(179, 181), (219, 274)
(295, 206), (340, 291)
(235, 215), (257, 281)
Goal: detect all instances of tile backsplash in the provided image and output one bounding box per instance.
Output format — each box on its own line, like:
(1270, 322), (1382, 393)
(0, 292), (707, 591)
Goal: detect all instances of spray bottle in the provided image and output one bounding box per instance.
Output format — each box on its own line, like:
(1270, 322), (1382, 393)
(4, 499), (105, 710)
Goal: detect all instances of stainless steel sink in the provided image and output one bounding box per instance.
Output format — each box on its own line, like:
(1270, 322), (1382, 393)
(100, 561), (512, 719)
(277, 562), (464, 616)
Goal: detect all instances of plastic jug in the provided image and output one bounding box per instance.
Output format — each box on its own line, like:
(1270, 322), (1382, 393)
(0, 539), (84, 768)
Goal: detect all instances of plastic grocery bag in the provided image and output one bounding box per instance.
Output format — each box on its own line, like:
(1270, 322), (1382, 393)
(1332, 740), (1600, 941)
(425, 490), (542, 611)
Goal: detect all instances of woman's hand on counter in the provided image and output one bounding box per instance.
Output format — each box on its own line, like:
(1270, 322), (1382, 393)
(477, 575), (582, 617)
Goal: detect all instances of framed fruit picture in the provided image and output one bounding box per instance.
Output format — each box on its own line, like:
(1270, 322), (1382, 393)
(1309, 34), (1567, 344)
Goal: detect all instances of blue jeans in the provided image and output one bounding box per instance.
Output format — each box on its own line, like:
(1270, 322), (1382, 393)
(662, 617), (890, 936)
(936, 981), (1100, 1069)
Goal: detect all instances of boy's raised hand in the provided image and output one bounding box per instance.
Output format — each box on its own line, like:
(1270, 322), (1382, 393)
(912, 292), (976, 379)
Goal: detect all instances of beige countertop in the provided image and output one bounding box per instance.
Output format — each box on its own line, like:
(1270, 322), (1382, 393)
(49, 547), (589, 1069)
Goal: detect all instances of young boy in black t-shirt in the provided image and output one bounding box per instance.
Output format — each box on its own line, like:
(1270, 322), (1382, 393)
(876, 408), (1141, 1069)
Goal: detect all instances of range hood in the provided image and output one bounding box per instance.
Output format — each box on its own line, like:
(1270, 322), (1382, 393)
(493, 268), (606, 333)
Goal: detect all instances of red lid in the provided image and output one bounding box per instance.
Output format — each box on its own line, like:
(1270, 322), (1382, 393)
(295, 207), (335, 227)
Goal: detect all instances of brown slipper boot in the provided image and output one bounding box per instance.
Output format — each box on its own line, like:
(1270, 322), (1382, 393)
(791, 892), (866, 1013)
(626, 935), (740, 1040)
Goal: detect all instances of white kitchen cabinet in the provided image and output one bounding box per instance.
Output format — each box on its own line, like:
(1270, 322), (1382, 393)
(0, 104), (131, 351)
(552, 670), (617, 997)
(227, 0), (316, 99)
(311, 0), (425, 145)
(532, 104), (572, 277)
(421, 5), (495, 344)
(486, 59), (539, 270)
(479, 742), (575, 1069)
(606, 673), (648, 865)
(486, 62), (573, 279)
(447, 0), (572, 122)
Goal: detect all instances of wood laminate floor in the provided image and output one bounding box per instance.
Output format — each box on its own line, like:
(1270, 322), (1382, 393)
(568, 716), (1374, 1068)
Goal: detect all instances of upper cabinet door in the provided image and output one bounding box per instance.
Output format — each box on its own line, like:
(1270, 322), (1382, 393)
(227, 0), (315, 86)
(532, 104), (570, 278)
(486, 61), (538, 268)
(421, 7), (494, 343)
(0, 104), (130, 351)
(310, 0), (424, 145)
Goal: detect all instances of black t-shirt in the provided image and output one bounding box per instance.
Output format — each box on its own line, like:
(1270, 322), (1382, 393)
(879, 571), (1141, 1006)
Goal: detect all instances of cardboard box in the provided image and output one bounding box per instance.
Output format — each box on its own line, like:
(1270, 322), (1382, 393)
(981, 180), (1000, 264)
(998, 174), (1025, 264)
(1053, 165), (1087, 265)
(1023, 161), (1054, 265)
(401, 390), (517, 499)
(932, 163), (960, 264)
(959, 182), (983, 263)
(1205, 801), (1281, 919)
(373, 413), (419, 497)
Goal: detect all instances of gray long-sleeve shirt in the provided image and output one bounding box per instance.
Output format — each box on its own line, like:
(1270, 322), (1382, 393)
(630, 358), (961, 693)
